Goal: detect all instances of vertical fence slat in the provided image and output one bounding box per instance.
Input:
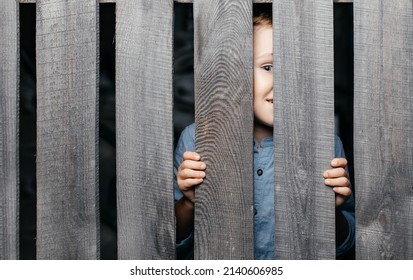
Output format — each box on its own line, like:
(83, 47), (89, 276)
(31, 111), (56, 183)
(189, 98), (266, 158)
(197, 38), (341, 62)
(0, 0), (19, 260)
(36, 0), (99, 259)
(354, 0), (413, 260)
(194, 0), (254, 259)
(116, 0), (175, 259)
(273, 0), (335, 259)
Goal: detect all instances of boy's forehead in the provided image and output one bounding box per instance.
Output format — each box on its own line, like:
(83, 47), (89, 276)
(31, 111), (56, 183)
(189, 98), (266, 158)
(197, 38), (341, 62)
(254, 26), (273, 57)
(253, 25), (273, 38)
(254, 24), (273, 35)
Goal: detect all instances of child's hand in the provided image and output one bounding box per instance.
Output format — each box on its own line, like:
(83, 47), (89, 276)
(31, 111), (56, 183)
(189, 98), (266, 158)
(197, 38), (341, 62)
(177, 151), (206, 204)
(323, 158), (352, 207)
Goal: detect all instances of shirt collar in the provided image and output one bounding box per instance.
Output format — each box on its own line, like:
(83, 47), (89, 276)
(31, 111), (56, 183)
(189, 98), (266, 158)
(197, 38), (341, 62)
(253, 136), (274, 151)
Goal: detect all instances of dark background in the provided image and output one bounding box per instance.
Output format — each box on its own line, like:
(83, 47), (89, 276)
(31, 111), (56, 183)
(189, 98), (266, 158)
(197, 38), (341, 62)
(18, 3), (354, 259)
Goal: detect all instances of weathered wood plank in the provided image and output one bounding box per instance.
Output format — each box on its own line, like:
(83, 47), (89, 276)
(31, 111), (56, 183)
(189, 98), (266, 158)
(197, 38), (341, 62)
(354, 0), (413, 260)
(177, 0), (353, 2)
(273, 0), (335, 259)
(36, 0), (99, 259)
(116, 0), (175, 259)
(194, 0), (254, 259)
(0, 0), (19, 260)
(18, 0), (355, 4)
(181, 0), (272, 3)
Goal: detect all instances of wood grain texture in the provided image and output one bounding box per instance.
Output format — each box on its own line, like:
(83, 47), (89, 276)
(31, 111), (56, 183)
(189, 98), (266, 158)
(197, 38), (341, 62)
(116, 0), (175, 259)
(0, 0), (19, 260)
(36, 0), (99, 259)
(177, 0), (353, 2)
(18, 1), (273, 3)
(273, 0), (335, 259)
(178, 0), (272, 3)
(354, 0), (413, 260)
(194, 0), (254, 259)
(17, 0), (357, 3)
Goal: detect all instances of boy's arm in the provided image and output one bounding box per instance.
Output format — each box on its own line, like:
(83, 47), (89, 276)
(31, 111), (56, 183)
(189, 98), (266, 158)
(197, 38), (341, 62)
(336, 210), (349, 246)
(332, 136), (355, 257)
(324, 157), (353, 253)
(174, 125), (196, 244)
(336, 194), (355, 257)
(175, 151), (205, 242)
(175, 197), (194, 243)
(174, 124), (206, 243)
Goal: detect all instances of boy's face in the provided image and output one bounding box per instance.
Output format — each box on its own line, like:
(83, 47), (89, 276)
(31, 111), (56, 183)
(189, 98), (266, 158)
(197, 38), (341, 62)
(253, 25), (273, 127)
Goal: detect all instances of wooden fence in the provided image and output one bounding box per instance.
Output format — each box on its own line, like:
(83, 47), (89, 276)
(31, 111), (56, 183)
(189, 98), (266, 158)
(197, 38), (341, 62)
(0, 0), (412, 260)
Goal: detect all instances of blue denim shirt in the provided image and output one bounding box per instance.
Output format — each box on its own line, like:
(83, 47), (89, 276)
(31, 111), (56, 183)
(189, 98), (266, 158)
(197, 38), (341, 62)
(174, 123), (355, 259)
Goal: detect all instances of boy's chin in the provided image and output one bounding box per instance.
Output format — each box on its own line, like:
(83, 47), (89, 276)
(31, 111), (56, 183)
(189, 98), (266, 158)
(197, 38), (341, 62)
(254, 119), (274, 129)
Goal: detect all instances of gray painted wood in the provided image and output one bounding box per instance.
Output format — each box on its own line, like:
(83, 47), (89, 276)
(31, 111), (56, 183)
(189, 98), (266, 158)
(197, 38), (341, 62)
(0, 0), (19, 260)
(273, 0), (336, 259)
(178, 0), (272, 3)
(194, 0), (254, 259)
(177, 0), (353, 2)
(36, 0), (99, 259)
(18, 0), (357, 3)
(354, 0), (413, 260)
(116, 0), (175, 259)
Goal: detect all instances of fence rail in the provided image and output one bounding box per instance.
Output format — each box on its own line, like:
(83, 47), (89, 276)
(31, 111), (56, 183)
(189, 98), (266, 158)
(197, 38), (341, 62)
(1, 0), (412, 260)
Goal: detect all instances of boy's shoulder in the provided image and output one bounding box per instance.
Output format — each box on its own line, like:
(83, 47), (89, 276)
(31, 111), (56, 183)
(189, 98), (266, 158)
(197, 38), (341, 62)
(177, 123), (196, 148)
(334, 135), (345, 157)
(181, 123), (195, 139)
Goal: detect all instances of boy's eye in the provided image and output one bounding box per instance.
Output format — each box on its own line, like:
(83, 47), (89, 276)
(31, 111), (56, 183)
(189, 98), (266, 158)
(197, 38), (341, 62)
(262, 65), (273, 72)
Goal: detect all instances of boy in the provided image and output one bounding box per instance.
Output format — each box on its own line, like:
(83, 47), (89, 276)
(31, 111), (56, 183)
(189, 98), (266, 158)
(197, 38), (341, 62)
(174, 7), (355, 259)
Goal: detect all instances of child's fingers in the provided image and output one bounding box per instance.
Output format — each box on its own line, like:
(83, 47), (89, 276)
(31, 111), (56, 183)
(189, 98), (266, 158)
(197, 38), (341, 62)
(178, 168), (206, 180)
(183, 151), (201, 161)
(181, 159), (206, 171)
(178, 178), (204, 189)
(330, 158), (347, 168)
(177, 151), (206, 192)
(324, 177), (350, 188)
(335, 195), (349, 208)
(323, 167), (347, 179)
(332, 186), (352, 198)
